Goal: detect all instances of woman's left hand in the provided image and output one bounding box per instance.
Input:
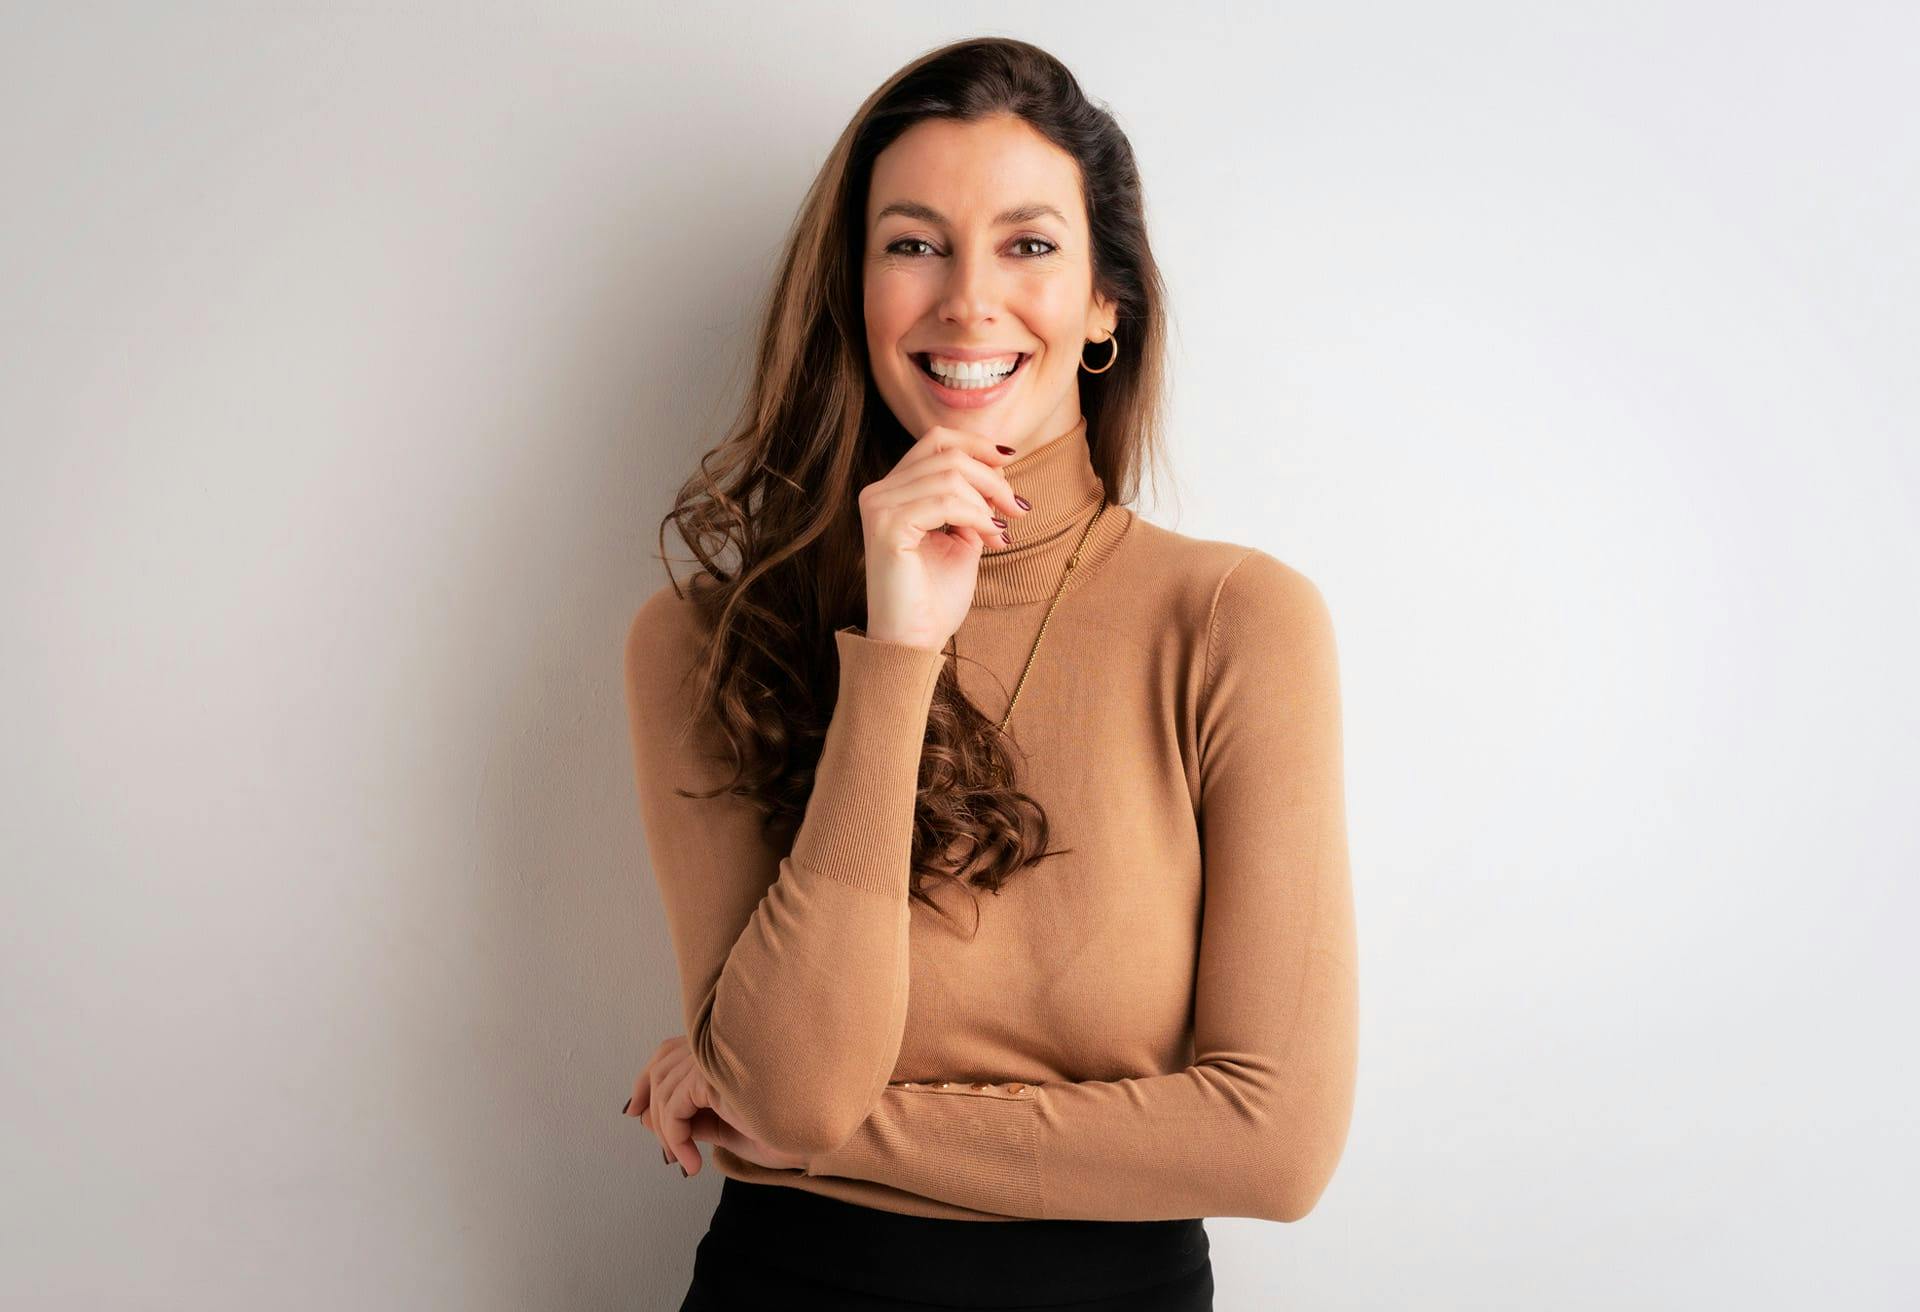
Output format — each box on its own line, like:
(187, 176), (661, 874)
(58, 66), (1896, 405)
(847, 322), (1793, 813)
(625, 1034), (811, 1177)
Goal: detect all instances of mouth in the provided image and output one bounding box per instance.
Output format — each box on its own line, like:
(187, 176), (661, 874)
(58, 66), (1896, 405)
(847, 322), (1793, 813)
(910, 351), (1033, 408)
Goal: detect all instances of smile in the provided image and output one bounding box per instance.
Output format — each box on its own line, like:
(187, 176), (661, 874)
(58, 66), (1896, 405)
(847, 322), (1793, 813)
(911, 351), (1031, 409)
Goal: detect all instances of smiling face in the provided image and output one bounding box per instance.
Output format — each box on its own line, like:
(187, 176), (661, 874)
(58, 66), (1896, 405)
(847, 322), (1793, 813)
(864, 113), (1118, 450)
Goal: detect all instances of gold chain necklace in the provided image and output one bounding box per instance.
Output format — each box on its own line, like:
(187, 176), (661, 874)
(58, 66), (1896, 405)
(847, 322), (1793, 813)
(947, 499), (1108, 734)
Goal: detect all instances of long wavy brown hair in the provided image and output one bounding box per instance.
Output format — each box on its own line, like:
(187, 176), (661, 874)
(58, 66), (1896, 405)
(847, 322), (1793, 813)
(653, 36), (1170, 931)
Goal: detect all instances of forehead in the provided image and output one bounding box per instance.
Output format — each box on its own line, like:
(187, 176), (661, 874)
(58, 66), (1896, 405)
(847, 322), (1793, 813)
(867, 115), (1083, 229)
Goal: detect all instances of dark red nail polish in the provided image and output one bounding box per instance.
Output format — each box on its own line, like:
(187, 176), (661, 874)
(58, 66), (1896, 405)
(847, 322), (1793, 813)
(622, 1097), (631, 1114)
(991, 515), (1007, 527)
(678, 1164), (688, 1178)
(1001, 531), (1011, 544)
(996, 444), (1016, 454)
(1014, 495), (1031, 511)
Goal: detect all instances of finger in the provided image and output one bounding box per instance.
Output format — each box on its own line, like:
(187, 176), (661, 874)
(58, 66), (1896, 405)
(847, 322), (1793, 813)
(687, 1107), (735, 1151)
(896, 423), (1022, 483)
(674, 1110), (728, 1177)
(642, 1055), (681, 1147)
(653, 1050), (700, 1170)
(874, 446), (1027, 525)
(871, 470), (1008, 547)
(632, 1036), (673, 1123)
(925, 487), (1007, 547)
(662, 1080), (700, 1174)
(942, 522), (989, 551)
(665, 1055), (725, 1178)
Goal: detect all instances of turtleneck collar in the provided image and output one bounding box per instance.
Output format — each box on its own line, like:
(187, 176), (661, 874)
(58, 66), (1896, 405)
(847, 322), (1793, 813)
(973, 415), (1131, 609)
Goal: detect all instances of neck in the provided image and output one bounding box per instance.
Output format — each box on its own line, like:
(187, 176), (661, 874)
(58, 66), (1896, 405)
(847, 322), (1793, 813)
(973, 415), (1128, 608)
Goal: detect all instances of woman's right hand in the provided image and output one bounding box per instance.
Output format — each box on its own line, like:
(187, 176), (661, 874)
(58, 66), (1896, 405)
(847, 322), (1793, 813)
(857, 424), (1030, 651)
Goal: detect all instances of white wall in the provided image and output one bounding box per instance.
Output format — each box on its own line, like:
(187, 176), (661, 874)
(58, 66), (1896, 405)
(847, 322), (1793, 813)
(4, 3), (1914, 1308)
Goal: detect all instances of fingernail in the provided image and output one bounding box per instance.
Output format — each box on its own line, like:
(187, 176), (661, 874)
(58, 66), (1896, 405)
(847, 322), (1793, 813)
(996, 444), (1016, 454)
(678, 1164), (688, 1178)
(1014, 495), (1031, 511)
(622, 1097), (631, 1115)
(1001, 531), (1011, 544)
(662, 1147), (672, 1164)
(991, 515), (1007, 527)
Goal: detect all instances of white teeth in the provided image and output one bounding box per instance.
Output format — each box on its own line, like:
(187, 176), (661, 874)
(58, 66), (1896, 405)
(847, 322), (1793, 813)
(927, 354), (1019, 385)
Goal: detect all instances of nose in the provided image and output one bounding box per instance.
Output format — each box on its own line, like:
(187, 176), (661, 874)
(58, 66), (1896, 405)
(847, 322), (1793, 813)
(935, 244), (1004, 330)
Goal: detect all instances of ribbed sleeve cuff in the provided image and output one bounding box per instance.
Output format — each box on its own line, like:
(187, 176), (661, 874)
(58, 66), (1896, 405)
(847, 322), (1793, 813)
(785, 625), (948, 894)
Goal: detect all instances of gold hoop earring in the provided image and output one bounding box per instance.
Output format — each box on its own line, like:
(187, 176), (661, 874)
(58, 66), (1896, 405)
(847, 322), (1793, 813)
(1080, 331), (1119, 375)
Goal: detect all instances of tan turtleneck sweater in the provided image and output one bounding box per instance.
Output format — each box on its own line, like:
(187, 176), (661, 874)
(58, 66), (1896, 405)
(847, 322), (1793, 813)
(622, 416), (1356, 1222)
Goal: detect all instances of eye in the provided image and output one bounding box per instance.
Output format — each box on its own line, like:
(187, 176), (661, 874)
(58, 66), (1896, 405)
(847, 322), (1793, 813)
(881, 236), (1061, 258)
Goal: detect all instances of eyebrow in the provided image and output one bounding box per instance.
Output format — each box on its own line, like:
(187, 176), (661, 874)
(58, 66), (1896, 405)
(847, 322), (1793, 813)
(872, 200), (1068, 229)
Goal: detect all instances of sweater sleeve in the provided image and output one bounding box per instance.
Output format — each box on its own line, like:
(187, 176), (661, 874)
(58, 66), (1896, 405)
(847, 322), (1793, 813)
(803, 549), (1358, 1222)
(623, 587), (949, 1158)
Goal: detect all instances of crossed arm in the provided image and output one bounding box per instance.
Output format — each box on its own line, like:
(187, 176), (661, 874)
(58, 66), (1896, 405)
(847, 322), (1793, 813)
(622, 550), (1356, 1221)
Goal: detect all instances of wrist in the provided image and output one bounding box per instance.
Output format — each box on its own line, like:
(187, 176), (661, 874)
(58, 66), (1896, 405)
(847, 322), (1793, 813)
(857, 625), (945, 654)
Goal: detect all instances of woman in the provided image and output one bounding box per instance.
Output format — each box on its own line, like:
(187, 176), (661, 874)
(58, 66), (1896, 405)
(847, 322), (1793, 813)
(620, 35), (1357, 1311)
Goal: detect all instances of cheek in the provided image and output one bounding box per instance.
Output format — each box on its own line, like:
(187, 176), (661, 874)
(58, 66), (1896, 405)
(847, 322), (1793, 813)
(863, 283), (918, 403)
(864, 271), (922, 344)
(1023, 285), (1091, 348)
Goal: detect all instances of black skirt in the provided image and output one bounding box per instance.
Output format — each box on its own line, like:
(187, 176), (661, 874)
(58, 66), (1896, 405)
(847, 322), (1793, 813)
(676, 1176), (1213, 1310)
